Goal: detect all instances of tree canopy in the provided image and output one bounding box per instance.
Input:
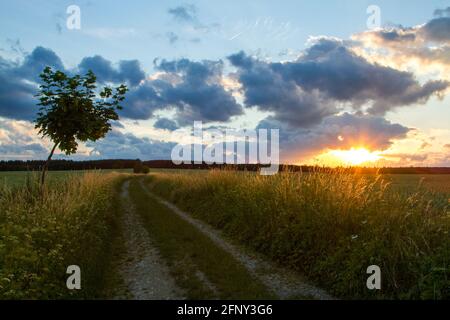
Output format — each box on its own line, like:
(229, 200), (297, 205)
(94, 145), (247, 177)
(35, 67), (128, 155)
(35, 67), (128, 186)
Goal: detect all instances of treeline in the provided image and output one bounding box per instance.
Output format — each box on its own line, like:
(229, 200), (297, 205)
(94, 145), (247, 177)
(0, 159), (138, 171)
(145, 161), (450, 174)
(1, 159), (449, 174)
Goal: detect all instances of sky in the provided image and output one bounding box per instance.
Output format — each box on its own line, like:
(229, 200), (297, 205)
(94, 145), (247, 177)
(0, 0), (449, 166)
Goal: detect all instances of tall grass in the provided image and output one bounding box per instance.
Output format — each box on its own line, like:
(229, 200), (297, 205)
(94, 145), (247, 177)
(0, 172), (122, 299)
(146, 170), (450, 299)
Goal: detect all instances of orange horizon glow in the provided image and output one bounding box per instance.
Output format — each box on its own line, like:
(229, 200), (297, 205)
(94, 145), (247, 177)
(311, 147), (383, 166)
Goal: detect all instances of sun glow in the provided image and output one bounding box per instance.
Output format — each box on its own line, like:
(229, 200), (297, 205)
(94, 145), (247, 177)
(329, 148), (381, 165)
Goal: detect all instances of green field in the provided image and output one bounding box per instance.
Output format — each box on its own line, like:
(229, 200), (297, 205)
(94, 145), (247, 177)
(381, 174), (450, 194)
(0, 169), (132, 187)
(1, 169), (448, 194)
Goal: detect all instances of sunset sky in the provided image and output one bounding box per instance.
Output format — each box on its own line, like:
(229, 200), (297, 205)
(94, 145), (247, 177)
(0, 0), (449, 166)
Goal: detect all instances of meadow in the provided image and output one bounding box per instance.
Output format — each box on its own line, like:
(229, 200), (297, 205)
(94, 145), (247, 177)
(0, 169), (448, 299)
(0, 169), (132, 188)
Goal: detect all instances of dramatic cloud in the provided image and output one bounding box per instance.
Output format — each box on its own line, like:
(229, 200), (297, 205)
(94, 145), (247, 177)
(229, 39), (448, 122)
(1, 9), (448, 164)
(0, 68), (37, 120)
(0, 46), (65, 120)
(421, 16), (450, 43)
(364, 8), (450, 44)
(0, 47), (147, 121)
(119, 81), (164, 120)
(122, 58), (243, 123)
(0, 47), (242, 126)
(78, 56), (146, 87)
(154, 58), (243, 124)
(257, 112), (410, 162)
(17, 46), (65, 81)
(353, 8), (450, 75)
(228, 51), (336, 127)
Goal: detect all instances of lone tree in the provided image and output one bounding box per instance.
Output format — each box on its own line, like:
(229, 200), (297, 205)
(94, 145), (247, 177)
(35, 66), (128, 187)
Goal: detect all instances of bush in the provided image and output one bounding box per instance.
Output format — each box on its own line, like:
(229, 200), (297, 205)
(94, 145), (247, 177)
(133, 161), (149, 174)
(145, 170), (450, 299)
(133, 161), (143, 174)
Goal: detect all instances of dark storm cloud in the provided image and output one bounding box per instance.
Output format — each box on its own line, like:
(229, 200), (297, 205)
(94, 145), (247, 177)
(119, 81), (163, 120)
(229, 39), (448, 122)
(0, 46), (65, 121)
(0, 68), (37, 120)
(0, 47), (147, 121)
(228, 51), (336, 127)
(78, 56), (146, 87)
(122, 58), (243, 124)
(0, 47), (241, 125)
(154, 117), (179, 131)
(282, 41), (447, 108)
(257, 112), (410, 161)
(159, 59), (244, 124)
(18, 46), (65, 80)
(421, 17), (450, 42)
(86, 129), (176, 160)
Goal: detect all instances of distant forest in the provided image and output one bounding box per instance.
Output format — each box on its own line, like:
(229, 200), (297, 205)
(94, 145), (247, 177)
(1, 159), (450, 174)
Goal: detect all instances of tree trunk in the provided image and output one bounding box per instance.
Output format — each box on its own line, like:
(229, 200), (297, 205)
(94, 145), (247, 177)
(40, 142), (59, 188)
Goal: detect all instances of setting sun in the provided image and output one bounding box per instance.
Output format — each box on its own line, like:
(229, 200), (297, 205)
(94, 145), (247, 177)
(329, 148), (381, 165)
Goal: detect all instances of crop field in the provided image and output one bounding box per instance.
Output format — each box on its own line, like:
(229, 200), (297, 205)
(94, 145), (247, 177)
(1, 169), (449, 193)
(144, 170), (450, 299)
(0, 169), (449, 299)
(0, 169), (132, 188)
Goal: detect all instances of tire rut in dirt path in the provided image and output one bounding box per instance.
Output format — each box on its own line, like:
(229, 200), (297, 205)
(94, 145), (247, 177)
(139, 179), (334, 300)
(109, 180), (184, 300)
